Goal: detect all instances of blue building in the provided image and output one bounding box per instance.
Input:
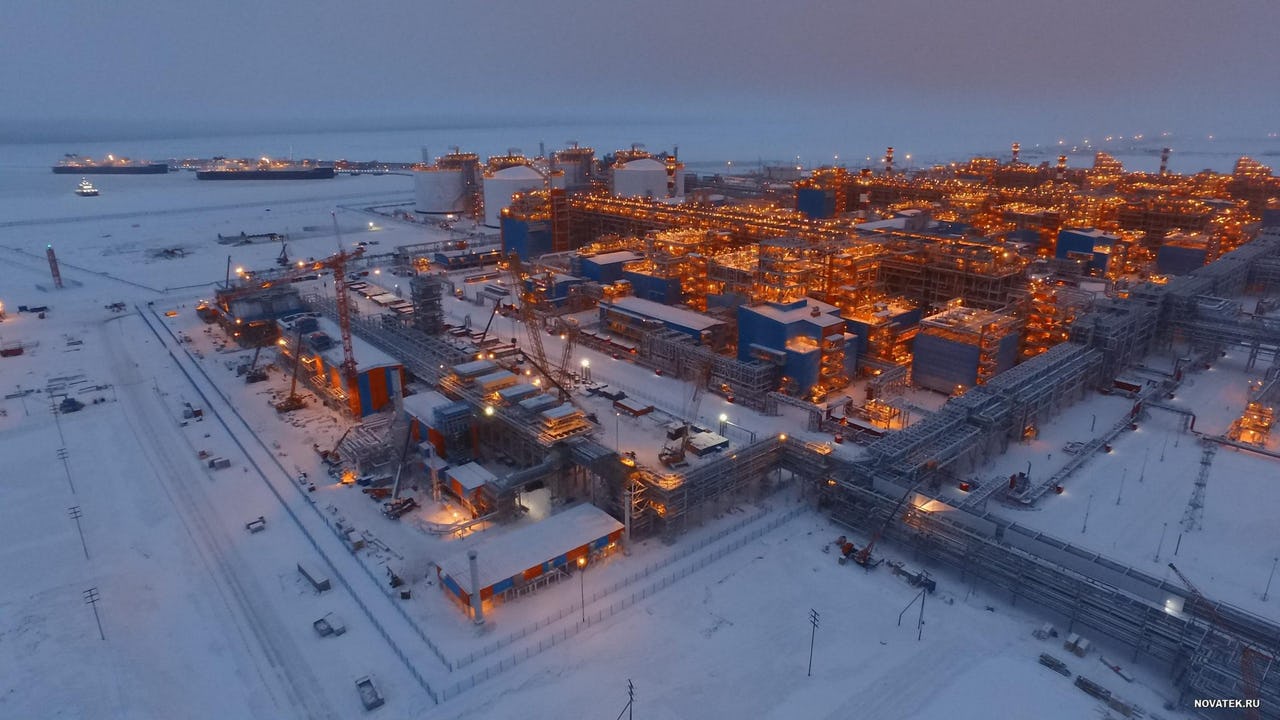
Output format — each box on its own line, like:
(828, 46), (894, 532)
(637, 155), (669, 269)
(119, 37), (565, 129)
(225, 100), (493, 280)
(796, 187), (836, 219)
(1056, 228), (1120, 273)
(622, 269), (682, 305)
(573, 250), (643, 283)
(501, 215), (552, 261)
(1156, 235), (1210, 276)
(912, 305), (1021, 394)
(738, 298), (857, 400)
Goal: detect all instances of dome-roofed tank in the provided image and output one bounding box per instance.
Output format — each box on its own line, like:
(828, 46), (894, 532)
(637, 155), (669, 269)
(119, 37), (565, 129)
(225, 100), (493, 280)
(413, 167), (466, 215)
(612, 157), (669, 199)
(483, 164), (544, 227)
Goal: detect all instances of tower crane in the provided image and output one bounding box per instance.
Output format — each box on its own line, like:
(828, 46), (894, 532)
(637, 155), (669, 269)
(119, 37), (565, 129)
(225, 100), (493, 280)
(329, 212), (363, 417)
(1168, 563), (1267, 720)
(274, 326), (307, 413)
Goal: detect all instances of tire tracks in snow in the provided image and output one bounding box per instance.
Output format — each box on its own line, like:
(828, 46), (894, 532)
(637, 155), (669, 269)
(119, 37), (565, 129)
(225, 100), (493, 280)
(103, 315), (337, 720)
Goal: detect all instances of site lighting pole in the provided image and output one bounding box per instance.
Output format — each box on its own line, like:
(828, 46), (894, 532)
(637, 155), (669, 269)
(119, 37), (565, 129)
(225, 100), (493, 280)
(581, 358), (591, 384)
(615, 412), (621, 455)
(1265, 557), (1278, 602)
(577, 556), (587, 623)
(719, 413), (728, 436)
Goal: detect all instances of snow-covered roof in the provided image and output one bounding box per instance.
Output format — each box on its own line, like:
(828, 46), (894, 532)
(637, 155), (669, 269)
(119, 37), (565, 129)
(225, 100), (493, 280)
(453, 359), (498, 378)
(312, 316), (400, 372)
(606, 296), (723, 332)
(583, 251), (642, 265)
(541, 403), (580, 421)
(744, 299), (845, 328)
(445, 462), (497, 492)
(438, 504), (623, 594)
(1060, 227), (1117, 239)
(519, 395), (558, 413)
(402, 390), (452, 422)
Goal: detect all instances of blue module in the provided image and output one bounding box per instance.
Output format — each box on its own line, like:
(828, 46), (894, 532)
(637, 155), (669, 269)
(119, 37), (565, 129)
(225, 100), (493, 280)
(578, 251), (640, 283)
(912, 332), (1019, 394)
(1156, 244), (1208, 276)
(623, 270), (682, 304)
(501, 215), (552, 261)
(796, 187), (835, 219)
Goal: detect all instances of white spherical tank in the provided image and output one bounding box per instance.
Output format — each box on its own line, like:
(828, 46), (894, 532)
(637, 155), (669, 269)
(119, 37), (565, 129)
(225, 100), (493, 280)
(612, 157), (668, 199)
(414, 168), (467, 215)
(482, 165), (544, 227)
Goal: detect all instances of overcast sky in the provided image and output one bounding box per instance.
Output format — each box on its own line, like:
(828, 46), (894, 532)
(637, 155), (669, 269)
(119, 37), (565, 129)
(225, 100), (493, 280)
(4, 0), (1279, 145)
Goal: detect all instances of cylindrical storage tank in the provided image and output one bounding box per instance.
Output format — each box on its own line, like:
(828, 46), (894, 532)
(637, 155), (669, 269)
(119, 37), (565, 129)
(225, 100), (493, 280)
(612, 158), (668, 199)
(414, 168), (467, 215)
(554, 146), (595, 188)
(483, 165), (544, 228)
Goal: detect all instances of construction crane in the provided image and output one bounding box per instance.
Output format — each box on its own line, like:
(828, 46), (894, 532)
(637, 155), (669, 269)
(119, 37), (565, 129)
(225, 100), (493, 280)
(274, 326), (306, 413)
(1168, 563), (1266, 720)
(329, 212), (363, 417)
(503, 253), (576, 402)
(659, 362), (711, 467)
(244, 345), (268, 384)
(854, 470), (930, 568)
(554, 317), (580, 391)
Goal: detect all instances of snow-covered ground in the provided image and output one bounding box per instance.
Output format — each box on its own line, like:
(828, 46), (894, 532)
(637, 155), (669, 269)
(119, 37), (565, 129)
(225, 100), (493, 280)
(1, 150), (1259, 719)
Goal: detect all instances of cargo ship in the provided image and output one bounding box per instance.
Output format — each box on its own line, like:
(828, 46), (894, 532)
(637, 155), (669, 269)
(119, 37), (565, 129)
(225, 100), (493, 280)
(196, 157), (336, 180)
(53, 154), (169, 174)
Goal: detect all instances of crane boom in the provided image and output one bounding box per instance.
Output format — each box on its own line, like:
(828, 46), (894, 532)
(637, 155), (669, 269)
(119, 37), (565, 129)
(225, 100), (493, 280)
(855, 474), (926, 567)
(331, 212), (362, 417)
(1168, 563), (1266, 720)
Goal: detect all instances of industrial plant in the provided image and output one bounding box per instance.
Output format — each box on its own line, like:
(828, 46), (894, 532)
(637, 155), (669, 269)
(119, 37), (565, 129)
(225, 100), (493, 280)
(9, 138), (1280, 719)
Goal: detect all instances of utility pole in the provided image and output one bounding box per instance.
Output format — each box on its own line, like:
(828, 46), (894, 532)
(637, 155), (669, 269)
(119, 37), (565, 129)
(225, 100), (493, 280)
(68, 506), (89, 559)
(1082, 493), (1093, 534)
(807, 609), (820, 677)
(83, 587), (104, 640)
(614, 679), (634, 720)
(57, 447), (75, 494)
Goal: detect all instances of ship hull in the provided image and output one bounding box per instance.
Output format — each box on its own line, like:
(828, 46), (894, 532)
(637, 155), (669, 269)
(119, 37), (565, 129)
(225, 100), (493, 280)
(196, 167), (336, 180)
(53, 163), (169, 174)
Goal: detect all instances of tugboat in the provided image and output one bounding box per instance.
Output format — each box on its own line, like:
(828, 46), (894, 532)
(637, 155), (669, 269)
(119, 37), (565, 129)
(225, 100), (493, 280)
(75, 178), (100, 197)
